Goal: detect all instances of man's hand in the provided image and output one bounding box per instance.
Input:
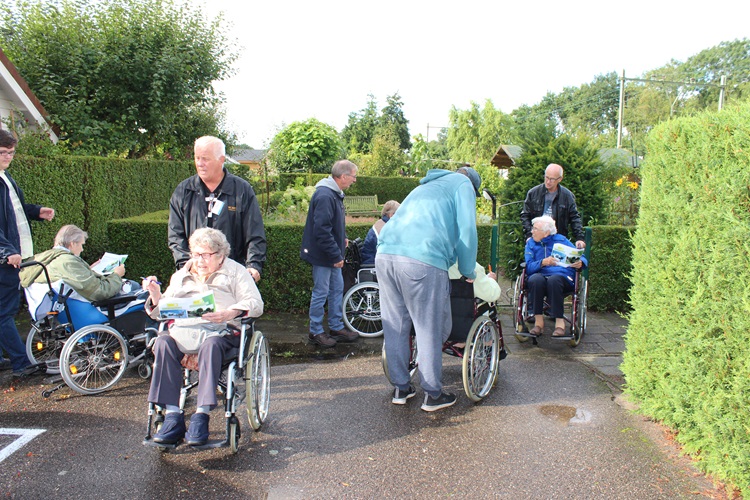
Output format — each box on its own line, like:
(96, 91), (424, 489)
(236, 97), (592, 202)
(7, 254), (22, 267)
(333, 260), (344, 268)
(248, 268), (260, 282)
(39, 207), (55, 221)
(575, 240), (586, 249)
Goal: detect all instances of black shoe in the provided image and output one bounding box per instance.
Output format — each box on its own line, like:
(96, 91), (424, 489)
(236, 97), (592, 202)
(309, 332), (336, 348)
(186, 413), (210, 446)
(329, 328), (358, 343)
(421, 392), (457, 412)
(0, 358), (12, 371)
(392, 385), (416, 405)
(153, 412), (186, 444)
(11, 364), (46, 378)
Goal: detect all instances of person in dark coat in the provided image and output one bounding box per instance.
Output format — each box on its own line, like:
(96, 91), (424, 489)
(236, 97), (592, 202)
(300, 160), (360, 348)
(168, 136), (266, 282)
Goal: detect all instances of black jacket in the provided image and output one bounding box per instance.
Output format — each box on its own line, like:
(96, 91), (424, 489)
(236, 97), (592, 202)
(520, 183), (584, 242)
(168, 168), (266, 273)
(300, 179), (346, 267)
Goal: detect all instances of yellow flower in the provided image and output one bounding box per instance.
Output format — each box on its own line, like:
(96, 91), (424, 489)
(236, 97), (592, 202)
(615, 178), (624, 187)
(628, 182), (639, 190)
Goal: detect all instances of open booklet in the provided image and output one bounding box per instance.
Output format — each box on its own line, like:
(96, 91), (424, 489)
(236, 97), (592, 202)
(551, 243), (584, 267)
(90, 252), (128, 275)
(158, 292), (216, 319)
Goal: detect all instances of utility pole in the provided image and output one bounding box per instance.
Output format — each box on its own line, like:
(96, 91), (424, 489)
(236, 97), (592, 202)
(617, 70), (625, 148)
(718, 75), (727, 111)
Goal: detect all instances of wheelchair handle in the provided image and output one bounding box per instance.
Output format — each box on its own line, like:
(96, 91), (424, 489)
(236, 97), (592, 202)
(17, 260), (55, 288)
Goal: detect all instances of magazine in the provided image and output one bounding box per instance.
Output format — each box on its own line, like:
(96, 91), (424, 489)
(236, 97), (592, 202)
(551, 243), (584, 267)
(90, 252), (128, 275)
(158, 292), (216, 319)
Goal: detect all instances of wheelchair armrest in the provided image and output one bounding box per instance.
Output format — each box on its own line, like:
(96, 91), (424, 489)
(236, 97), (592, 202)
(241, 317), (256, 327)
(91, 293), (139, 308)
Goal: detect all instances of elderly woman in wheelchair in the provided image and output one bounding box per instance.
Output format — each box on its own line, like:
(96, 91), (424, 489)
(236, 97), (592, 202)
(143, 228), (263, 447)
(525, 215), (587, 337)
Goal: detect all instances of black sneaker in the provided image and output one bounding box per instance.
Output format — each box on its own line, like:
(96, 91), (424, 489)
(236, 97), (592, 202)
(421, 392), (457, 412)
(309, 332), (336, 348)
(392, 385), (416, 405)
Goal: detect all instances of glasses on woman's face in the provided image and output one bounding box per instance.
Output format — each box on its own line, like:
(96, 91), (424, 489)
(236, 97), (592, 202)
(0, 150), (16, 158)
(191, 251), (218, 261)
(531, 227), (544, 232)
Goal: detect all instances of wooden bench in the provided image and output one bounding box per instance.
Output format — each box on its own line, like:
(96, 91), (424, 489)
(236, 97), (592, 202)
(344, 195), (379, 217)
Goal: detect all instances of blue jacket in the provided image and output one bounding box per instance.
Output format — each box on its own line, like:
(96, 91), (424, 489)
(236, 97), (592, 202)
(524, 233), (588, 283)
(377, 169), (478, 279)
(361, 214), (390, 265)
(300, 177), (346, 267)
(0, 171), (42, 267)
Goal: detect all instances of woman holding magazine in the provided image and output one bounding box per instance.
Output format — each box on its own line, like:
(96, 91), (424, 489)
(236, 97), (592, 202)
(19, 224), (127, 301)
(142, 227), (263, 447)
(524, 215), (587, 337)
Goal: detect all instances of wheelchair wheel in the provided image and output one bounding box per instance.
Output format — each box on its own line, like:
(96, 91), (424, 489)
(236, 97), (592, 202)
(462, 316), (500, 402)
(59, 325), (129, 395)
(229, 416), (241, 454)
(246, 331), (270, 431)
(26, 326), (63, 374)
(570, 278), (588, 347)
(343, 282), (383, 337)
(382, 333), (418, 385)
(512, 275), (530, 343)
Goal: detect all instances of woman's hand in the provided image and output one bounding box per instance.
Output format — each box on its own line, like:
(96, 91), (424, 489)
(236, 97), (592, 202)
(113, 264), (126, 277)
(570, 260), (583, 269)
(542, 256), (558, 267)
(141, 276), (162, 303)
(202, 309), (241, 323)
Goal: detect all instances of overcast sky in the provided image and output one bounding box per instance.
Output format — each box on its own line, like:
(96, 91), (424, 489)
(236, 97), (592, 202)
(193, 0), (749, 148)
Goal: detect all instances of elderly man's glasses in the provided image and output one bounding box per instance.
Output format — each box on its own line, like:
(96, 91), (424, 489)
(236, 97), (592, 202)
(0, 150), (16, 157)
(544, 175), (561, 182)
(191, 251), (218, 260)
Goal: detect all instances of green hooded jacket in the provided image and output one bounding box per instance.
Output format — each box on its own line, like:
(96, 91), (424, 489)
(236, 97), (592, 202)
(19, 248), (123, 302)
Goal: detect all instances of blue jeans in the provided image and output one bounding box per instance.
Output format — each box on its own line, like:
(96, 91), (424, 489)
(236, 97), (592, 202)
(309, 265), (344, 335)
(0, 270), (31, 372)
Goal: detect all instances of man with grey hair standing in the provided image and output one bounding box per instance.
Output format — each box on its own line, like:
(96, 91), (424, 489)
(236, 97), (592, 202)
(168, 135), (266, 281)
(300, 160), (360, 347)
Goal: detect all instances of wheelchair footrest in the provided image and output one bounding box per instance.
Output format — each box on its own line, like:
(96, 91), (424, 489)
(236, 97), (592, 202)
(142, 438), (179, 450)
(188, 439), (228, 450)
(551, 334), (574, 341)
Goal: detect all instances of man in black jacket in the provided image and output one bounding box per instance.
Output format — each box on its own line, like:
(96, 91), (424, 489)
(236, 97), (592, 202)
(520, 163), (585, 249)
(300, 160), (359, 348)
(168, 136), (266, 281)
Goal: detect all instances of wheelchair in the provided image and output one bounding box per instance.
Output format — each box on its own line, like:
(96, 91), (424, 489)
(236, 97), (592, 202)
(342, 238), (382, 337)
(143, 317), (270, 454)
(381, 278), (507, 402)
(512, 264), (588, 347)
(20, 260), (156, 397)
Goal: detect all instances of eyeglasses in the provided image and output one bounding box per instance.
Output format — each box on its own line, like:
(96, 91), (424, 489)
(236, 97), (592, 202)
(0, 150), (16, 158)
(191, 251), (218, 260)
(531, 227), (544, 232)
(345, 173), (357, 179)
(544, 175), (561, 182)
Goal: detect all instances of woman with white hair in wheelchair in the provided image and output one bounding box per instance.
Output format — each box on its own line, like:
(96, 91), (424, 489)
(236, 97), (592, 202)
(142, 228), (263, 446)
(525, 215), (587, 337)
(20, 224), (126, 301)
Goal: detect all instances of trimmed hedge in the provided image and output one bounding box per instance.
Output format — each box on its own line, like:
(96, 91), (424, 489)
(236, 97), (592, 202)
(10, 155), (193, 261)
(278, 173), (420, 203)
(622, 103), (750, 495)
(587, 226), (634, 312)
(108, 213), (495, 312)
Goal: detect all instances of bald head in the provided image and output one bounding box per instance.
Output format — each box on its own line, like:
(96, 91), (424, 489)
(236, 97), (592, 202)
(544, 163), (564, 192)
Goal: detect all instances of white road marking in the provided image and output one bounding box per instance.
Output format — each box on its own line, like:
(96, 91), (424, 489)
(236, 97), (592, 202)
(0, 428), (46, 462)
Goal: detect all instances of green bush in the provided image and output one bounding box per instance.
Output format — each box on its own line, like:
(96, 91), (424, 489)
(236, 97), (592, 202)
(622, 102), (750, 495)
(587, 226), (634, 312)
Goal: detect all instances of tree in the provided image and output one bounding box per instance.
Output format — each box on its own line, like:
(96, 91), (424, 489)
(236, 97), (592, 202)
(446, 100), (513, 165)
(0, 0), (238, 158)
(379, 93), (411, 151)
(368, 127), (406, 177)
(341, 94), (379, 155)
(268, 118), (343, 174)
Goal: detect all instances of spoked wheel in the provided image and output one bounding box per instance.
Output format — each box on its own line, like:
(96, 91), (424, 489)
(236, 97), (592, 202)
(229, 417), (241, 454)
(343, 282), (382, 337)
(59, 325), (129, 395)
(246, 331), (270, 431)
(26, 324), (67, 374)
(570, 279), (588, 347)
(462, 316), (500, 402)
(513, 275), (530, 343)
(382, 333), (418, 385)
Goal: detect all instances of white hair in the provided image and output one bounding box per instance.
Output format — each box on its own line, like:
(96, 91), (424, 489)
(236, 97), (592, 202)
(531, 215), (557, 235)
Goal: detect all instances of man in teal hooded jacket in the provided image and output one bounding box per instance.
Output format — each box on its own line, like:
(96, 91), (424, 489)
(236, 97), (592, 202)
(376, 166), (480, 412)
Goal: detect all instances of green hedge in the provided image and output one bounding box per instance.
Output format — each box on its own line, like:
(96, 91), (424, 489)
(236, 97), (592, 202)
(10, 155), (193, 261)
(278, 173), (420, 203)
(587, 226), (634, 312)
(108, 213), (495, 312)
(621, 103), (750, 495)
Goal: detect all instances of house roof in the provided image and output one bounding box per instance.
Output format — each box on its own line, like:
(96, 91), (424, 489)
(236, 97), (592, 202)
(232, 148), (267, 162)
(490, 145), (523, 167)
(0, 47), (58, 142)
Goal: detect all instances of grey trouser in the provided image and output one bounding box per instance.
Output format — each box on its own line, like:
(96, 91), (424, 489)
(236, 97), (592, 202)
(148, 333), (239, 409)
(376, 254), (451, 398)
